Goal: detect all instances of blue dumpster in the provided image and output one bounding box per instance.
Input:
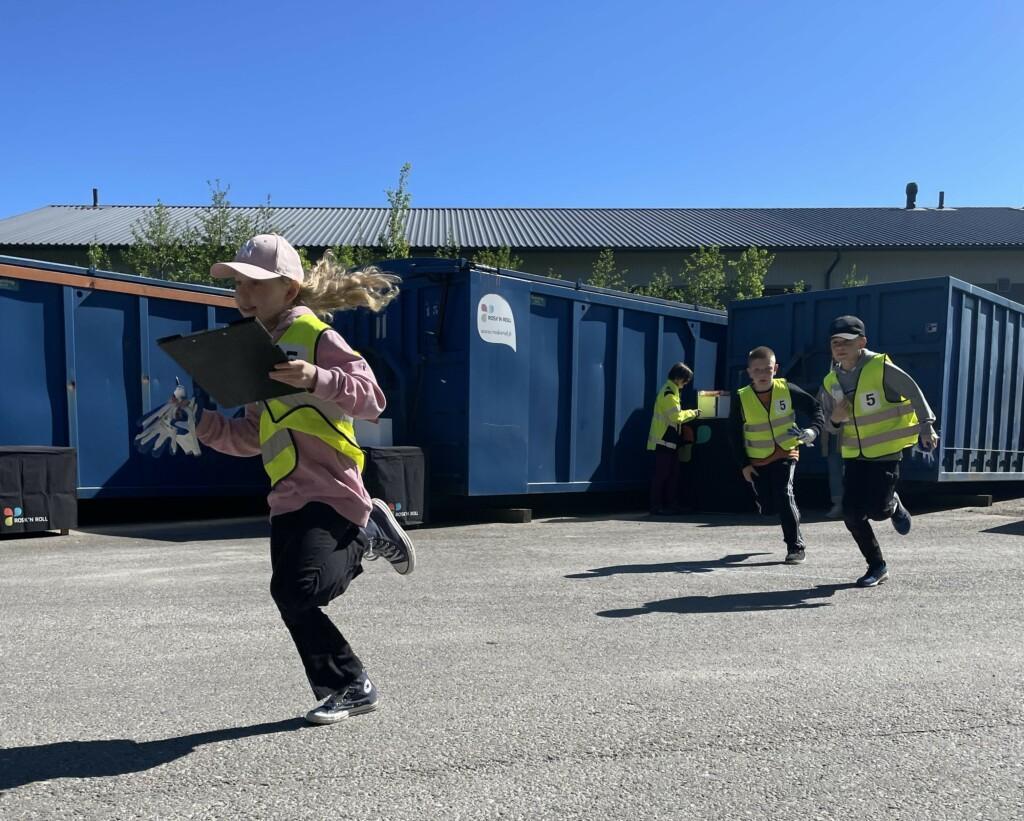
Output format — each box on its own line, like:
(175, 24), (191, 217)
(335, 258), (728, 496)
(726, 276), (1024, 482)
(0, 255), (266, 498)
(1, 254), (728, 501)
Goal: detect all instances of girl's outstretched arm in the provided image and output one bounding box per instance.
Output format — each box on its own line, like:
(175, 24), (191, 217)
(195, 403), (262, 457)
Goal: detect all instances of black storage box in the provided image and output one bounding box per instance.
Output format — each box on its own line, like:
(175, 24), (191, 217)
(362, 446), (425, 526)
(0, 447), (78, 536)
(682, 420), (756, 513)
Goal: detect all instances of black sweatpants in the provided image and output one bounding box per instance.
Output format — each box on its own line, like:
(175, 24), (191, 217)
(650, 446), (680, 513)
(841, 458), (900, 570)
(751, 459), (804, 551)
(269, 502), (372, 701)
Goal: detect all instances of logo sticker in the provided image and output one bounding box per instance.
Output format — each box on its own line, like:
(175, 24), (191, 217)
(477, 294), (517, 352)
(3, 507), (48, 527)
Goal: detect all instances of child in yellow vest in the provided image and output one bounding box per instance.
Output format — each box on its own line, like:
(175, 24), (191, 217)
(646, 362), (701, 515)
(729, 346), (823, 563)
(818, 316), (938, 587)
(136, 234), (416, 724)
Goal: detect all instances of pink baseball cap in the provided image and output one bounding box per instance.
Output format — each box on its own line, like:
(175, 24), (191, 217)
(210, 234), (304, 283)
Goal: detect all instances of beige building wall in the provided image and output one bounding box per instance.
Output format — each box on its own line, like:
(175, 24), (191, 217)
(507, 248), (1024, 301)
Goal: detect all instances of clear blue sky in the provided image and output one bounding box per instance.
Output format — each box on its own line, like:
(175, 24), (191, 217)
(3, 0), (1022, 217)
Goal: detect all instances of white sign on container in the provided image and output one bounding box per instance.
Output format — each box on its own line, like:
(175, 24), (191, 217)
(477, 294), (517, 352)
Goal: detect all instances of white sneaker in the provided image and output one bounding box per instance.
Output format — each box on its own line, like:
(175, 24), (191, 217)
(305, 672), (379, 725)
(365, 499), (416, 575)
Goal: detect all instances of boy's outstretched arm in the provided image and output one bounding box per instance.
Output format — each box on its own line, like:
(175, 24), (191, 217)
(882, 362), (939, 449)
(788, 382), (825, 444)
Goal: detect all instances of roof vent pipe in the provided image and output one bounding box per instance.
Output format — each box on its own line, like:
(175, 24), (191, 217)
(938, 191), (945, 209)
(905, 182), (918, 209)
(92, 188), (99, 208)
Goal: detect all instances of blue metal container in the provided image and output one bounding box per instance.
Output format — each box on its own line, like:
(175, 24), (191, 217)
(0, 256), (266, 498)
(336, 258), (727, 496)
(726, 277), (1024, 482)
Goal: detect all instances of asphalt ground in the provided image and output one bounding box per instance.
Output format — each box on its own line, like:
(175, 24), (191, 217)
(2, 497), (1023, 820)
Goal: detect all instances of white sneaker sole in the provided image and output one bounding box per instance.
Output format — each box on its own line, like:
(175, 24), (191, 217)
(305, 701), (379, 725)
(371, 498), (417, 575)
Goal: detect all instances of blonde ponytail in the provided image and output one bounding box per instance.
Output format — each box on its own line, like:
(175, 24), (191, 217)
(296, 251), (400, 321)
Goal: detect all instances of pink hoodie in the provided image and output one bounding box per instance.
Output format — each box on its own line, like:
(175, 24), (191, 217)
(196, 306), (385, 527)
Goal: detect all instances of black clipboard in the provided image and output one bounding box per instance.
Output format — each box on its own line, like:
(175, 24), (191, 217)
(157, 317), (304, 407)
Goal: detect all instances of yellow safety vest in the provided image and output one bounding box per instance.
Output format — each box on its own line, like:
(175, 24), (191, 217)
(737, 379), (799, 458)
(259, 314), (365, 486)
(647, 380), (698, 450)
(823, 353), (919, 459)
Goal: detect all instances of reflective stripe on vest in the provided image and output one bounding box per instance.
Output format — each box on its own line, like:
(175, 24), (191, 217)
(647, 380), (682, 450)
(823, 353), (919, 458)
(737, 380), (798, 458)
(258, 314), (365, 485)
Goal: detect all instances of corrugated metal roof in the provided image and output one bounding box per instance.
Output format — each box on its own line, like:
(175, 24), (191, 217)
(1, 204), (1023, 250)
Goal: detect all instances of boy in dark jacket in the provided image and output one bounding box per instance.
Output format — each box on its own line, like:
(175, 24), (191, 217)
(729, 346), (824, 564)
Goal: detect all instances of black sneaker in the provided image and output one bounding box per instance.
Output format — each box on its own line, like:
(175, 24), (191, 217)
(891, 494), (912, 536)
(785, 548), (806, 564)
(305, 671), (379, 725)
(365, 498), (416, 575)
(856, 564), (890, 588)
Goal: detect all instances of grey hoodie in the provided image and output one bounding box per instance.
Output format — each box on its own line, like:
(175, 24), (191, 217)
(816, 349), (936, 462)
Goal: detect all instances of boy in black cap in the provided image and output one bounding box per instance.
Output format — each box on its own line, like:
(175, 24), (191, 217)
(818, 316), (938, 587)
(729, 346), (824, 564)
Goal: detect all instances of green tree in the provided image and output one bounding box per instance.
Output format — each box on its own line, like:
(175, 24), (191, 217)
(473, 246), (523, 269)
(841, 264), (868, 288)
(633, 267), (681, 300)
(124, 201), (193, 279)
(87, 238), (111, 271)
(786, 280), (807, 293)
(294, 246), (313, 273)
(724, 246), (773, 302)
(678, 245), (727, 307)
(434, 231), (461, 259)
(379, 163), (412, 259)
(587, 248), (628, 291)
(183, 181), (276, 283)
(330, 244), (379, 269)
(124, 183), (277, 283)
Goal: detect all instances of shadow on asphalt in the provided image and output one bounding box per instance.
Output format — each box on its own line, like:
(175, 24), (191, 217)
(542, 511), (808, 528)
(981, 520), (1024, 536)
(77, 517), (271, 543)
(565, 552), (777, 579)
(0, 717), (308, 793)
(596, 583), (857, 617)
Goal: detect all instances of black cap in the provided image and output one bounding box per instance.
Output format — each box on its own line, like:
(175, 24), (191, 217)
(829, 315), (865, 339)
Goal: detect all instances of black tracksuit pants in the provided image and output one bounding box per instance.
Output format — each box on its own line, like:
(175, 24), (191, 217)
(650, 445), (680, 513)
(269, 502), (377, 701)
(751, 459), (804, 551)
(841, 458), (900, 570)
